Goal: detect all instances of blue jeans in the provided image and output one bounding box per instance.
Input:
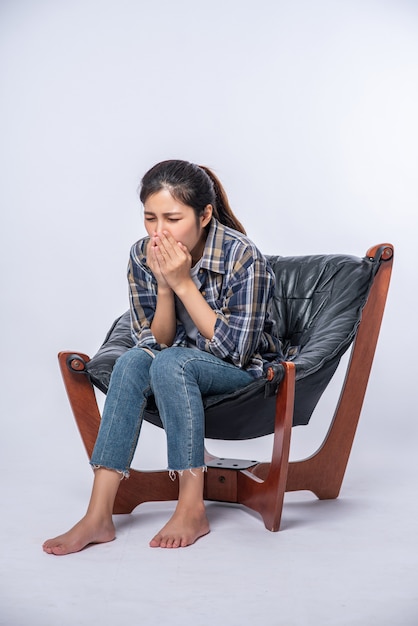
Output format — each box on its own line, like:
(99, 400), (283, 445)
(90, 346), (254, 474)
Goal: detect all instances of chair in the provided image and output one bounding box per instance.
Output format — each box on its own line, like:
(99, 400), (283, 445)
(58, 243), (393, 531)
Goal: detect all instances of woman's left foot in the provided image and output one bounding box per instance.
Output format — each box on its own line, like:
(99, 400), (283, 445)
(149, 505), (210, 548)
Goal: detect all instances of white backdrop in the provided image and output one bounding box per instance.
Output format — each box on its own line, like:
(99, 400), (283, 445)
(1, 0), (417, 472)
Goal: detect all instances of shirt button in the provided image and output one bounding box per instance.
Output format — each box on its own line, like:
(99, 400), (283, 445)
(201, 291), (206, 296)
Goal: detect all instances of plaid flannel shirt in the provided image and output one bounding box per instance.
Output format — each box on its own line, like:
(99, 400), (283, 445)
(128, 218), (282, 378)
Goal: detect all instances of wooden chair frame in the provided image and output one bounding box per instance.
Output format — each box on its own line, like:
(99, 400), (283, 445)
(58, 243), (393, 531)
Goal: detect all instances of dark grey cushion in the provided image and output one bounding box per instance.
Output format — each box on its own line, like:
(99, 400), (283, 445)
(86, 311), (133, 394)
(270, 254), (376, 378)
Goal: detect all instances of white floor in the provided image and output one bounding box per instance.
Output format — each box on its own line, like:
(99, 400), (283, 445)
(1, 385), (417, 626)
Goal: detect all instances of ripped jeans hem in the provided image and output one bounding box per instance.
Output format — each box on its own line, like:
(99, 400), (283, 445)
(90, 463), (130, 480)
(168, 466), (207, 481)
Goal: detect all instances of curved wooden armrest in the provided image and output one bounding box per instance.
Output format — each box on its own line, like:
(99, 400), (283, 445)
(58, 351), (101, 459)
(366, 243), (394, 261)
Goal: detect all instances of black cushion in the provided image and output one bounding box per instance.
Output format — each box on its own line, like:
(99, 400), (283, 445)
(86, 311), (133, 395)
(85, 253), (378, 438)
(270, 254), (376, 378)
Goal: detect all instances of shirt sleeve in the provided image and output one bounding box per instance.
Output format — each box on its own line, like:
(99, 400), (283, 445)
(128, 248), (161, 349)
(128, 242), (188, 349)
(196, 247), (275, 369)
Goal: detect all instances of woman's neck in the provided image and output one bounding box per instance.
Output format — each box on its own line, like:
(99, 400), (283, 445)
(191, 232), (208, 266)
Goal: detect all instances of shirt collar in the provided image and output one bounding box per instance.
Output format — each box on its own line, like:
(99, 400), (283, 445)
(200, 218), (226, 274)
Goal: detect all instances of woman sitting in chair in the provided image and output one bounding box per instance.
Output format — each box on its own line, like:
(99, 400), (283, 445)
(43, 159), (281, 554)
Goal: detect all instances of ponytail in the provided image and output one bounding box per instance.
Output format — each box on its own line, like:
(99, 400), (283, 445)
(199, 165), (246, 235)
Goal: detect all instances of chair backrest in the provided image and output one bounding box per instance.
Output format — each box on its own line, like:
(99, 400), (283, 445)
(85, 251), (380, 439)
(267, 253), (379, 425)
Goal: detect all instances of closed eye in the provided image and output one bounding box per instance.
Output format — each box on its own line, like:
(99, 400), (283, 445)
(144, 213), (183, 223)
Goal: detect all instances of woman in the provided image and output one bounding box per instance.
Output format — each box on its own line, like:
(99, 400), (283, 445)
(43, 160), (281, 554)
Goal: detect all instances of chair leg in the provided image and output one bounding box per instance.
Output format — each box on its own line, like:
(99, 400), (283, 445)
(204, 362), (295, 531)
(58, 352), (102, 459)
(238, 361), (295, 530)
(286, 245), (393, 499)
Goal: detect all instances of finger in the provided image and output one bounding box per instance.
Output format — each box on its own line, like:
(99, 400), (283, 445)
(148, 245), (167, 275)
(161, 230), (177, 245)
(147, 242), (159, 263)
(176, 241), (189, 253)
(157, 232), (184, 261)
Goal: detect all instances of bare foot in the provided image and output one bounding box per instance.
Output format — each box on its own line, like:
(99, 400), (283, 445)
(149, 505), (210, 548)
(43, 516), (115, 556)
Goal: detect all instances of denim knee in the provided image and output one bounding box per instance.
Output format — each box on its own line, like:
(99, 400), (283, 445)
(149, 348), (185, 388)
(110, 346), (154, 387)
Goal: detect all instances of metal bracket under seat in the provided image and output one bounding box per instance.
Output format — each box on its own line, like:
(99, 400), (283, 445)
(206, 457), (259, 470)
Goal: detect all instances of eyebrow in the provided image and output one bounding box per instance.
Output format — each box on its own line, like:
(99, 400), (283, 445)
(144, 210), (183, 217)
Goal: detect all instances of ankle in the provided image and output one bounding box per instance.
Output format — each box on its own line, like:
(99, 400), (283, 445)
(83, 510), (114, 527)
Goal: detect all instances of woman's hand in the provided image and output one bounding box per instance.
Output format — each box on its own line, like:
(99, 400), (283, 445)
(146, 236), (171, 291)
(149, 231), (193, 293)
(148, 230), (216, 341)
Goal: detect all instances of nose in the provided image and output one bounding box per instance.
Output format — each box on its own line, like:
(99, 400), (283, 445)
(152, 220), (162, 234)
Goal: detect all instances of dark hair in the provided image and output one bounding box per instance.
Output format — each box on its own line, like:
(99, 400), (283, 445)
(139, 160), (246, 234)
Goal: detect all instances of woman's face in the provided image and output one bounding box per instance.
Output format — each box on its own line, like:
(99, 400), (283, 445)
(143, 189), (212, 259)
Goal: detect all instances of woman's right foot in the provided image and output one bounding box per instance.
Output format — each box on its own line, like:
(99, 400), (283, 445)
(43, 516), (115, 556)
